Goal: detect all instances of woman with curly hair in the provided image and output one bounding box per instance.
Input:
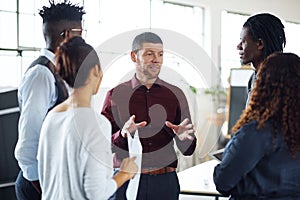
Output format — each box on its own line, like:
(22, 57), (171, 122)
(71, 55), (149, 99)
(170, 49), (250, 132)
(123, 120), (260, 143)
(213, 52), (300, 199)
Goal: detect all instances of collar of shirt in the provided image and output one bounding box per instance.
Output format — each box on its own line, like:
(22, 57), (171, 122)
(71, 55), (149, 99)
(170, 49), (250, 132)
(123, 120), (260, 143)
(130, 74), (163, 89)
(40, 48), (55, 66)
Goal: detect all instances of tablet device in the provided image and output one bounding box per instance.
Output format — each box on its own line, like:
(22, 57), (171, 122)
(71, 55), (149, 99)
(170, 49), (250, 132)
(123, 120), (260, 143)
(209, 148), (224, 161)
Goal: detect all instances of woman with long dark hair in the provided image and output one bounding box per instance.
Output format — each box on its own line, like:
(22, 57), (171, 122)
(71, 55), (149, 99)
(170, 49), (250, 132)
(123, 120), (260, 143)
(37, 37), (138, 199)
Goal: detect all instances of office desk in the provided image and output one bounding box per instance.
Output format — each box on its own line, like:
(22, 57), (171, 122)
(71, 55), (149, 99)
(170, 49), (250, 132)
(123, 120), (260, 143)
(178, 160), (225, 200)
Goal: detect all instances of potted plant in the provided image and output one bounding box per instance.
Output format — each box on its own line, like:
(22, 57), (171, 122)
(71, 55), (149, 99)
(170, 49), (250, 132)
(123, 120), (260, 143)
(204, 84), (227, 126)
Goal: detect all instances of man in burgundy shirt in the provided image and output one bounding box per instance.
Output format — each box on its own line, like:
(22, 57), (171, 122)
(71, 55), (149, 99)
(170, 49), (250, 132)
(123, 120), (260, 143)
(101, 32), (197, 200)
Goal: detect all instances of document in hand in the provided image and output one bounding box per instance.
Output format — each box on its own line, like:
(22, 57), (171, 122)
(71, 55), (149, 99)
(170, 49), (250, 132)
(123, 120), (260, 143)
(126, 130), (142, 200)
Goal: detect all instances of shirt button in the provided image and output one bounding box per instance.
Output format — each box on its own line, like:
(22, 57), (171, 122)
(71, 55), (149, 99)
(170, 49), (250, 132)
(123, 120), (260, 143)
(149, 142), (152, 146)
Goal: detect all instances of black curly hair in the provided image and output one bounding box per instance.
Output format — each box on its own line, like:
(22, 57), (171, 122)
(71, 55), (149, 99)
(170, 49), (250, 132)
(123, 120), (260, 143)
(39, 0), (85, 23)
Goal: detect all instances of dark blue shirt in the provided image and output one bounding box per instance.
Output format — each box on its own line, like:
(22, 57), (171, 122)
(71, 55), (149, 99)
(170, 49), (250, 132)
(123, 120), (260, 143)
(213, 120), (300, 199)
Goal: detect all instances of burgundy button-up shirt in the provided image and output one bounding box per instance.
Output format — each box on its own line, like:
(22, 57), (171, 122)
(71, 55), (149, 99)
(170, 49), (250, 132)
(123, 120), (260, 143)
(101, 75), (197, 168)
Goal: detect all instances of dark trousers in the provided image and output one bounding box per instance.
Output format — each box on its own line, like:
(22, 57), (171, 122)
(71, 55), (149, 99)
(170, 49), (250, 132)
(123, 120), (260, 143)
(109, 171), (180, 200)
(15, 171), (41, 200)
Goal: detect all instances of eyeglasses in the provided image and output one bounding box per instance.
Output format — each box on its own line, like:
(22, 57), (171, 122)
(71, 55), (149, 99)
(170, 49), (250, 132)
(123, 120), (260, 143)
(60, 28), (87, 39)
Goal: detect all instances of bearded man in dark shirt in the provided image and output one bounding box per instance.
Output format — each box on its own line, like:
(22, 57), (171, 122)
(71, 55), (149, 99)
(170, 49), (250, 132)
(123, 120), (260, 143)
(101, 31), (197, 200)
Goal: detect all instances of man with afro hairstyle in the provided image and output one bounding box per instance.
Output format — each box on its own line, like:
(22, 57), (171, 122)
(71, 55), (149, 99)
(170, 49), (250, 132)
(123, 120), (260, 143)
(14, 1), (85, 199)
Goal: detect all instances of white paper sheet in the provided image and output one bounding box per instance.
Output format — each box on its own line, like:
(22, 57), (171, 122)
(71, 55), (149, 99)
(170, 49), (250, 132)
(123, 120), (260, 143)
(126, 130), (142, 200)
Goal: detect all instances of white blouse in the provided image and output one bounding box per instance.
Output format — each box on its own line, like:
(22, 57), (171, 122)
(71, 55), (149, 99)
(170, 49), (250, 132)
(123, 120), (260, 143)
(38, 107), (117, 200)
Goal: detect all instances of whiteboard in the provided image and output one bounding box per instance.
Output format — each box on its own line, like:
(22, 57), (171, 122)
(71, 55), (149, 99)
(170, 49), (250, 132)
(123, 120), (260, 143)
(230, 68), (254, 87)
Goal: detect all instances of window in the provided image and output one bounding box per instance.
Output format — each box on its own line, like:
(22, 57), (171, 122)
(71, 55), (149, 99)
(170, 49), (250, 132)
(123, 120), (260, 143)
(84, 0), (150, 45)
(151, 1), (204, 46)
(1, 1), (300, 90)
(221, 11), (249, 88)
(91, 0), (206, 90)
(0, 0), (49, 88)
(0, 0), (205, 90)
(284, 21), (300, 56)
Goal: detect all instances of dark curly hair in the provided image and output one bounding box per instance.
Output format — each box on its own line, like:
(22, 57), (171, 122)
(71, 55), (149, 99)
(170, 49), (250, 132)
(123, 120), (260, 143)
(56, 36), (101, 89)
(232, 52), (300, 156)
(39, 0), (85, 23)
(243, 13), (286, 58)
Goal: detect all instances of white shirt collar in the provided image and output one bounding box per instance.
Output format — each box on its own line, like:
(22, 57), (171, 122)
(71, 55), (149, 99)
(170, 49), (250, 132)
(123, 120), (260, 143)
(40, 48), (55, 66)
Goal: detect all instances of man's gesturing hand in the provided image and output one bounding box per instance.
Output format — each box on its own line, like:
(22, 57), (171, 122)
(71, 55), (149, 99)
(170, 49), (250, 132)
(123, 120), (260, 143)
(121, 115), (147, 138)
(165, 118), (194, 141)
